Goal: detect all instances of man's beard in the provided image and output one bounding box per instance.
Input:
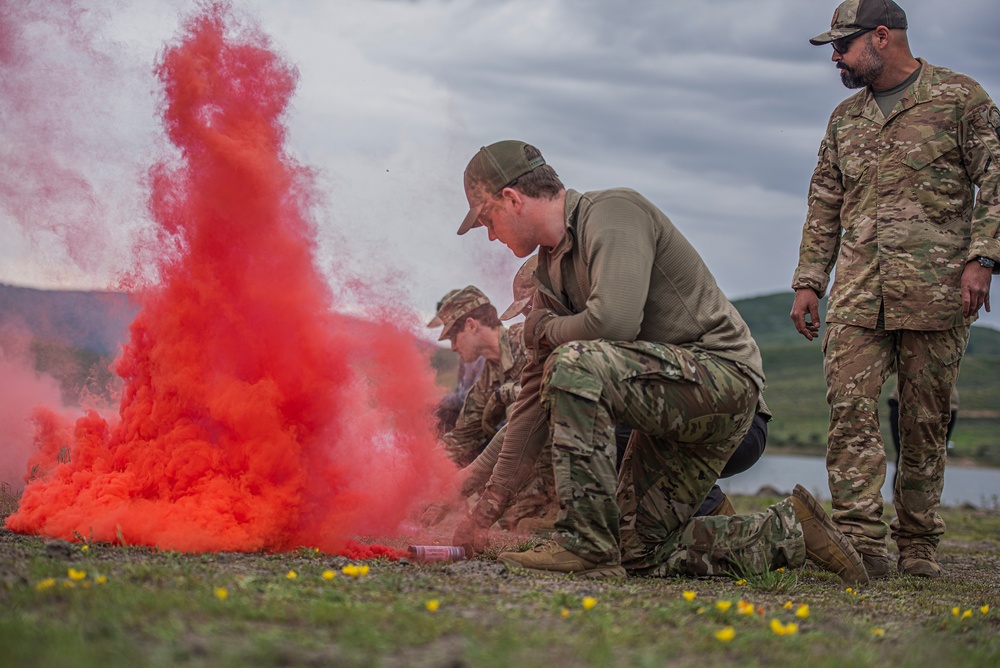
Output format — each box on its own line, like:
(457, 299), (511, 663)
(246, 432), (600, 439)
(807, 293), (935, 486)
(838, 38), (885, 89)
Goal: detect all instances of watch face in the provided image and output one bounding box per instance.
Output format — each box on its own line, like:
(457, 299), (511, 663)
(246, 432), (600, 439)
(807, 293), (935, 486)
(979, 256), (996, 268)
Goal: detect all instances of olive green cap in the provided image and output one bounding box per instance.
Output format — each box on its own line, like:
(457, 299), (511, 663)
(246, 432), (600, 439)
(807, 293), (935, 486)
(458, 140), (546, 235)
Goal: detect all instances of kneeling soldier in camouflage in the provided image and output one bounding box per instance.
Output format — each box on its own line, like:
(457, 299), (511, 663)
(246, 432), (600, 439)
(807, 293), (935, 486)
(452, 140), (868, 584)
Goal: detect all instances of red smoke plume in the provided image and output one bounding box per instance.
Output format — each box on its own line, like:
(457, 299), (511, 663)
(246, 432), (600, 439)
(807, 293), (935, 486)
(6, 2), (455, 555)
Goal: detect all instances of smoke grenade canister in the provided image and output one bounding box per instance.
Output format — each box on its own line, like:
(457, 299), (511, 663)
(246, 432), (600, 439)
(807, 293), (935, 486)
(407, 545), (466, 561)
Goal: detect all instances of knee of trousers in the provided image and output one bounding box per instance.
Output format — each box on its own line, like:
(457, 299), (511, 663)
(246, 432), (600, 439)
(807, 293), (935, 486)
(540, 342), (608, 409)
(828, 394), (879, 420)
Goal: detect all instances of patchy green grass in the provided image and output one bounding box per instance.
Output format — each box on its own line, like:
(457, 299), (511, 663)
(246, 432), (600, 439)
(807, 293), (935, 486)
(1, 496), (998, 667)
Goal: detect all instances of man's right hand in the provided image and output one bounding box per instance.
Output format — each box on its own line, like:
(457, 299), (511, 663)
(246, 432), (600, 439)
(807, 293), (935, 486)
(790, 288), (821, 341)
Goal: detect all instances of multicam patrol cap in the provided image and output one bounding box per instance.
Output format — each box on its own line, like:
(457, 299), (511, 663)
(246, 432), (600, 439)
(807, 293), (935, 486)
(809, 0), (907, 45)
(458, 140), (546, 236)
(428, 286), (491, 341)
(427, 288), (462, 328)
(500, 255), (539, 321)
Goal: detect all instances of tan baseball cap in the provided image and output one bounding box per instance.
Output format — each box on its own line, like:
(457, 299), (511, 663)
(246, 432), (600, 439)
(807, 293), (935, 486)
(809, 0), (907, 45)
(458, 140), (546, 235)
(500, 255), (539, 321)
(428, 286), (491, 341)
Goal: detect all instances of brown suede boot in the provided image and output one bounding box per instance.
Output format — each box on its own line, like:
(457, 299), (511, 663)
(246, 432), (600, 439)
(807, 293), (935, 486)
(706, 493), (736, 516)
(790, 485), (869, 585)
(898, 543), (943, 578)
(860, 552), (895, 580)
(498, 540), (627, 579)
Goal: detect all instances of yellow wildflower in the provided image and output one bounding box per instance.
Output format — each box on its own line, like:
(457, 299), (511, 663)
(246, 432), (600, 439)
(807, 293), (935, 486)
(425, 599), (440, 613)
(776, 567), (785, 573)
(96, 576), (107, 585)
(67, 568), (86, 581)
(735, 578), (747, 586)
(846, 587), (853, 594)
(716, 600), (732, 612)
(952, 607), (960, 617)
(35, 578), (56, 591)
(714, 626), (735, 643)
(770, 619), (798, 636)
(560, 607), (570, 619)
(783, 601), (794, 609)
(961, 609), (972, 620)
(682, 591), (697, 602)
(736, 600), (755, 616)
(796, 604), (810, 619)
(582, 596), (597, 611)
(981, 605), (990, 615)
(322, 570), (336, 581)
(62, 580), (75, 589)
(342, 564), (370, 578)
(872, 628), (886, 637)
(696, 607), (705, 615)
(286, 570), (297, 580)
(81, 545), (89, 552)
(214, 587), (228, 601)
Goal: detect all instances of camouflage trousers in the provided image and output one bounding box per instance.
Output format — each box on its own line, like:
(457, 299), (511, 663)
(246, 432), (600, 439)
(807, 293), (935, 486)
(540, 340), (806, 576)
(497, 444), (558, 530)
(822, 323), (970, 556)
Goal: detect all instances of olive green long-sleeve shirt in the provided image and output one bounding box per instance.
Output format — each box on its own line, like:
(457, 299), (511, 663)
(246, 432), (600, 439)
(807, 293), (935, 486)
(793, 60), (1000, 330)
(464, 188), (765, 506)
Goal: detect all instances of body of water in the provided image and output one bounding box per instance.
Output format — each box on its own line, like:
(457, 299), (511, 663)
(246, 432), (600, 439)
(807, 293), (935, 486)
(717, 453), (1000, 509)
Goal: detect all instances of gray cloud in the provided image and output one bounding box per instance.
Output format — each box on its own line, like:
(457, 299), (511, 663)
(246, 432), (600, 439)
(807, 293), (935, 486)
(2, 0), (998, 329)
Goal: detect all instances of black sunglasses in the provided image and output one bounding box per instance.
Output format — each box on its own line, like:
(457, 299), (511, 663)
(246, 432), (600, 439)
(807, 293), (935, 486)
(831, 28), (873, 55)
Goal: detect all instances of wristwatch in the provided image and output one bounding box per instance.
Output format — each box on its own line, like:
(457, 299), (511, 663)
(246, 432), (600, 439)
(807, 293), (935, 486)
(977, 256), (996, 268)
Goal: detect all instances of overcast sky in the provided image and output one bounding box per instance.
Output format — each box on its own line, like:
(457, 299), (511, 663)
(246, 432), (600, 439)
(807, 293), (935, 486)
(2, 0), (999, 332)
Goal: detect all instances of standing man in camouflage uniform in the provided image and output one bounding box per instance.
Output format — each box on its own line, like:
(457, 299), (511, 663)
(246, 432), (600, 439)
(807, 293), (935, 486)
(430, 286), (528, 467)
(452, 139), (867, 583)
(791, 0), (1000, 579)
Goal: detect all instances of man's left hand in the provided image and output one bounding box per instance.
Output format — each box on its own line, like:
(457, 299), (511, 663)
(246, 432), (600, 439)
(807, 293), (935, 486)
(961, 260), (993, 317)
(451, 485), (513, 556)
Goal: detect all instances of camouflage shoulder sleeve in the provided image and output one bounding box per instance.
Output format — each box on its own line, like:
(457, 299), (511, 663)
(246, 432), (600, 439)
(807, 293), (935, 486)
(793, 118), (845, 295)
(964, 88), (1000, 265)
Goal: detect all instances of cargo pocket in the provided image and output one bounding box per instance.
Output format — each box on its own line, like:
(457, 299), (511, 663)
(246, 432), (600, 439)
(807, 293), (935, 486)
(615, 341), (702, 384)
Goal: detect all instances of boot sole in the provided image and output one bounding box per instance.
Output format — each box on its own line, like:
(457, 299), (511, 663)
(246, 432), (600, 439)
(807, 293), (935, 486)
(793, 485), (869, 585)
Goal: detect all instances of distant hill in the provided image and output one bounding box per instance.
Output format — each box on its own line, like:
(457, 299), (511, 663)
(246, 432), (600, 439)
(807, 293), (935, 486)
(2, 283), (997, 463)
(0, 284), (138, 356)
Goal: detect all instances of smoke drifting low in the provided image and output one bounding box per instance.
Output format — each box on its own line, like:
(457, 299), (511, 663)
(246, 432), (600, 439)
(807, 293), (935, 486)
(5, 2), (456, 554)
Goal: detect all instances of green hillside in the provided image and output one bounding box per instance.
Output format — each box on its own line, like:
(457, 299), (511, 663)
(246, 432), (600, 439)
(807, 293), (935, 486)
(734, 293), (1000, 465)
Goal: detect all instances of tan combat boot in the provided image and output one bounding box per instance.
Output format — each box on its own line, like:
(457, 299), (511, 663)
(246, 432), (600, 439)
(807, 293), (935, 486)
(498, 540), (627, 579)
(790, 485), (869, 585)
(860, 552), (895, 579)
(898, 543), (943, 578)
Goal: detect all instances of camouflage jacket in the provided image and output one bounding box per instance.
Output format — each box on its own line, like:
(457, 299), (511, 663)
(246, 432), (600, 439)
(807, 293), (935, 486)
(440, 323), (526, 467)
(793, 60), (1000, 330)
